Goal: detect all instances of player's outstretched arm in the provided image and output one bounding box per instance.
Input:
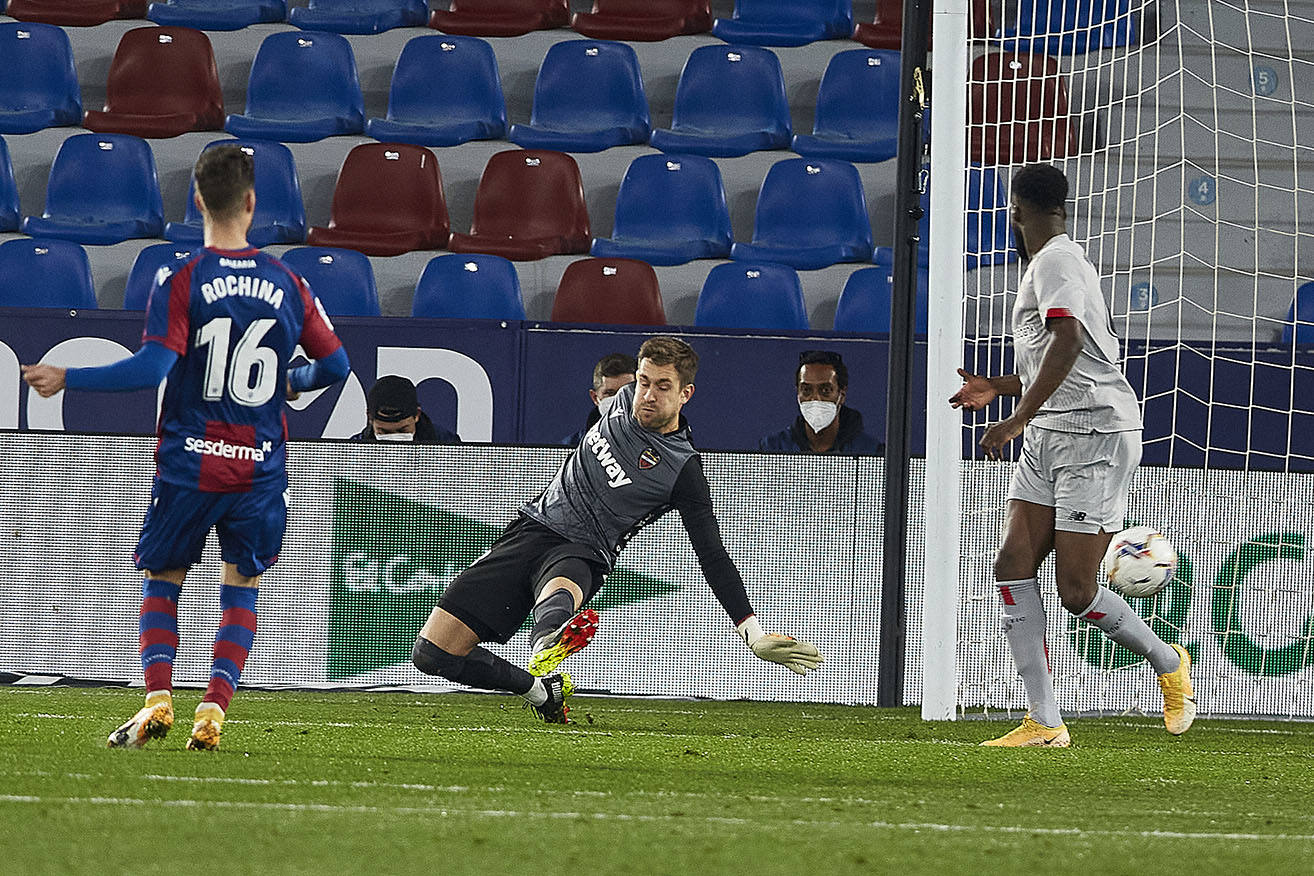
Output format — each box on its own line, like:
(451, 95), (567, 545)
(949, 369), (1022, 410)
(22, 342), (178, 397)
(287, 346), (351, 394)
(736, 616), (824, 676)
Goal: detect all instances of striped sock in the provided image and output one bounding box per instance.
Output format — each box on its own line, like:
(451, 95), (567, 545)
(139, 578), (180, 695)
(202, 584), (258, 713)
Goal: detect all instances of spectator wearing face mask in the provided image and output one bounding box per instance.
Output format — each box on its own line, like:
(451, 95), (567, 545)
(354, 375), (460, 445)
(758, 350), (883, 456)
(560, 353), (637, 446)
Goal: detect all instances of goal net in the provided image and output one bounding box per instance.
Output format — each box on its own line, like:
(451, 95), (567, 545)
(923, 0), (1314, 720)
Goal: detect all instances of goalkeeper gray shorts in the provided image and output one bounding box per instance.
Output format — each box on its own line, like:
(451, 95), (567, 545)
(1007, 426), (1141, 534)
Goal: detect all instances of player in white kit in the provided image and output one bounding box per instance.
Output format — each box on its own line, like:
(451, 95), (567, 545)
(950, 163), (1196, 747)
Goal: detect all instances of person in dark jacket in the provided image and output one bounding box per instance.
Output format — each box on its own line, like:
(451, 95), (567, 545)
(560, 352), (637, 446)
(353, 375), (460, 444)
(758, 350), (883, 455)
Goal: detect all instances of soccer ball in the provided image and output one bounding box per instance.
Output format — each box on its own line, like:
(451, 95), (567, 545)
(1102, 526), (1178, 598)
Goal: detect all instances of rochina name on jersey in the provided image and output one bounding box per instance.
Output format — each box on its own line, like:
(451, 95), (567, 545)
(200, 273), (285, 309)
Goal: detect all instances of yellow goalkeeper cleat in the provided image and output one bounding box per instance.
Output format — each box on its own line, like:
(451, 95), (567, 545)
(186, 703), (224, 751)
(1158, 642), (1197, 735)
(528, 608), (598, 677)
(107, 701), (174, 749)
(980, 715), (1071, 748)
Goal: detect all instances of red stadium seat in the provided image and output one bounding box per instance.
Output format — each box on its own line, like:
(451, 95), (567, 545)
(571, 0), (711, 42)
(550, 258), (666, 326)
(969, 51), (1075, 165)
(852, 0), (989, 48)
(5, 0), (147, 26)
(83, 26), (225, 139)
(306, 142), (450, 257)
(449, 149), (591, 261)
(430, 0), (569, 37)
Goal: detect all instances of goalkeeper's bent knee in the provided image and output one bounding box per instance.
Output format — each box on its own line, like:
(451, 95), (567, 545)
(412, 637), (465, 680)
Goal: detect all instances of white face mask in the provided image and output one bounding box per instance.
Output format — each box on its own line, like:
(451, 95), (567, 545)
(799, 400), (838, 432)
(374, 430), (415, 442)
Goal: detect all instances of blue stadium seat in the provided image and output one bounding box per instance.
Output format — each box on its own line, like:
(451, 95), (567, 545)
(833, 263), (927, 333)
(712, 0), (853, 47)
(1001, 0), (1134, 56)
(694, 262), (808, 330)
(0, 22), (82, 135)
(123, 243), (194, 310)
(791, 49), (900, 163)
(412, 254), (525, 320)
(649, 45), (791, 158)
(508, 40), (650, 153)
(0, 137), (18, 232)
(280, 246), (380, 317)
(148, 0), (288, 30)
(730, 158), (873, 270)
(165, 139), (306, 248)
(1282, 281), (1314, 345)
(22, 133), (165, 245)
(0, 238), (97, 310)
(590, 153), (731, 266)
(289, 0), (428, 34)
(224, 31), (364, 143)
(366, 34), (507, 147)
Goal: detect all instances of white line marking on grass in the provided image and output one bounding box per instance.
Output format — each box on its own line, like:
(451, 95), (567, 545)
(2, 794), (1313, 843)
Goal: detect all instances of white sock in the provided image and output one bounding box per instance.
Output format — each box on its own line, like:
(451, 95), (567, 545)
(997, 579), (1063, 728)
(522, 678), (548, 707)
(1076, 587), (1180, 676)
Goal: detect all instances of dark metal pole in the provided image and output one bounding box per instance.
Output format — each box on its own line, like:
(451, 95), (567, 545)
(879, 0), (931, 708)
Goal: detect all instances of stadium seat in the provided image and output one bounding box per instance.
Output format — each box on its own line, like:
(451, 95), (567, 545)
(0, 137), (18, 232)
(901, 166), (1014, 269)
(571, 0), (712, 42)
(833, 263), (927, 333)
(449, 150), (591, 261)
(508, 40), (650, 153)
(412, 253), (525, 319)
(5, 0), (147, 26)
(649, 45), (791, 158)
(0, 22), (83, 135)
(289, 0), (428, 34)
(429, 0), (570, 37)
(365, 34), (507, 147)
(694, 262), (808, 330)
(730, 158), (873, 270)
(851, 0), (988, 48)
(0, 239), (97, 310)
(1000, 0), (1134, 56)
(590, 153), (731, 265)
(305, 143), (450, 257)
(82, 26), (225, 139)
(791, 48), (899, 163)
(224, 31), (364, 143)
(165, 139), (306, 247)
(550, 258), (665, 326)
(21, 133), (165, 245)
(280, 246), (381, 317)
(969, 51), (1075, 165)
(123, 242), (194, 310)
(713, 0), (853, 47)
(1282, 281), (1314, 345)
(148, 0), (288, 30)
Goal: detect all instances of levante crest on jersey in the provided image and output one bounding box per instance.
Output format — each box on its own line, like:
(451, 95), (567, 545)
(639, 447), (660, 469)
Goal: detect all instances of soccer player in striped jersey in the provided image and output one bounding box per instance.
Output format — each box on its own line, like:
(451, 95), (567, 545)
(22, 144), (351, 751)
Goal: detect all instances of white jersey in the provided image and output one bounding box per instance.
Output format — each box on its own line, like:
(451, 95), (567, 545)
(1012, 234), (1142, 433)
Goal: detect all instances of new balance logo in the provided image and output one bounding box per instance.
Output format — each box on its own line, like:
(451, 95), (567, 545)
(1067, 510), (1087, 521)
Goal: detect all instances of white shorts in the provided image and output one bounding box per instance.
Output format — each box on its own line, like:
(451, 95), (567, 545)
(1007, 427), (1141, 534)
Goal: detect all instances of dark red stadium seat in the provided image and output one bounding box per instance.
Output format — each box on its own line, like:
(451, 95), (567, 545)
(969, 51), (1075, 165)
(571, 0), (711, 42)
(5, 0), (147, 26)
(550, 258), (666, 326)
(305, 142), (450, 256)
(449, 149), (591, 261)
(852, 0), (989, 48)
(429, 0), (569, 37)
(82, 26), (224, 139)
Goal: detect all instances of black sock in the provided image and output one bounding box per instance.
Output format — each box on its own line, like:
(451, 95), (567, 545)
(529, 589), (576, 647)
(412, 638), (534, 695)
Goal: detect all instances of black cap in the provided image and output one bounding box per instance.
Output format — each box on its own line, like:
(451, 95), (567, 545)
(367, 375), (418, 423)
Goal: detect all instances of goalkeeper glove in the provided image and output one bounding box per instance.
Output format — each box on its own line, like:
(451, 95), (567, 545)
(736, 616), (824, 676)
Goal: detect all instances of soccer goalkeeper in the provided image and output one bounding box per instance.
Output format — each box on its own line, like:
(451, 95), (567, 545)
(411, 336), (823, 722)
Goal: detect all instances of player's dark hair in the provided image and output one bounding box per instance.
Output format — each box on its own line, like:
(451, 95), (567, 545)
(798, 350), (848, 391)
(194, 144), (255, 220)
(592, 353), (638, 390)
(637, 336), (698, 387)
(1010, 163), (1068, 212)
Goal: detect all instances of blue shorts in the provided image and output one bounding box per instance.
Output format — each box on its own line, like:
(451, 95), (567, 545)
(134, 478), (288, 577)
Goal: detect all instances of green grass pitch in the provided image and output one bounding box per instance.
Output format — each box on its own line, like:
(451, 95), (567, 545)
(2, 686), (1312, 874)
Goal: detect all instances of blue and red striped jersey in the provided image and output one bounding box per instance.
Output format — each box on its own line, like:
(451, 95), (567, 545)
(143, 246), (342, 493)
